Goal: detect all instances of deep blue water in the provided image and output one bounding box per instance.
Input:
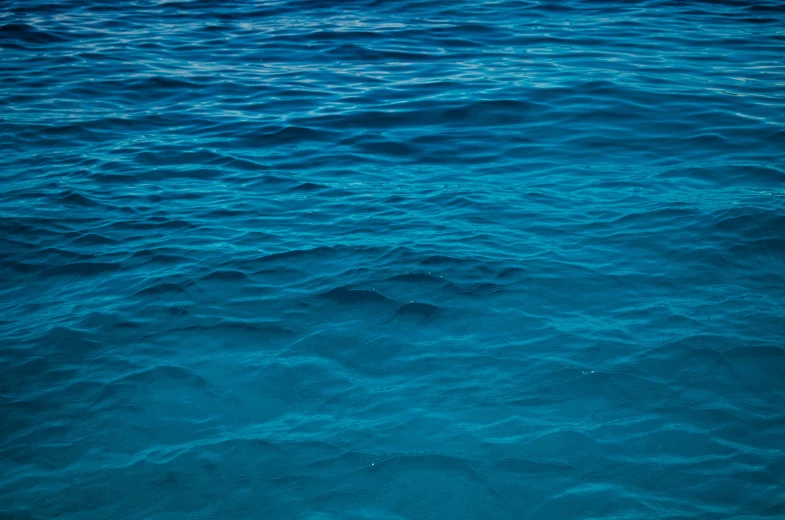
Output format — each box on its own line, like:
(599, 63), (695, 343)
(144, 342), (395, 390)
(2, 0), (785, 518)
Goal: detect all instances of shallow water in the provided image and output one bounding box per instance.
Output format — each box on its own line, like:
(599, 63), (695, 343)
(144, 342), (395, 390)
(2, 0), (785, 518)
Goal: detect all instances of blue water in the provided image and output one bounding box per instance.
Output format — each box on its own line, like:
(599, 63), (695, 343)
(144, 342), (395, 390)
(2, 0), (785, 518)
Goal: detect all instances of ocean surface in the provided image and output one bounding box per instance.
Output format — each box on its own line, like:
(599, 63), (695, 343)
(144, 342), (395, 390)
(2, 0), (785, 518)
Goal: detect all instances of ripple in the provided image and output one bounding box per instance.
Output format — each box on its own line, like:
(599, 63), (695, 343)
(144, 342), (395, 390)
(320, 287), (395, 305)
(2, 0), (785, 518)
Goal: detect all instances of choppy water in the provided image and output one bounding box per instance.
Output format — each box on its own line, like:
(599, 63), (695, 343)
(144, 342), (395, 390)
(2, 0), (785, 518)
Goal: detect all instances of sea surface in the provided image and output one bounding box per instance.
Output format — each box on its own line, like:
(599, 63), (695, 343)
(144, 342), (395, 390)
(2, 0), (785, 518)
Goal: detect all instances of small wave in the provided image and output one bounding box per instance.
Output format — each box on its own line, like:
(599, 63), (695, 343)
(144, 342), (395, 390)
(320, 287), (395, 305)
(200, 269), (247, 281)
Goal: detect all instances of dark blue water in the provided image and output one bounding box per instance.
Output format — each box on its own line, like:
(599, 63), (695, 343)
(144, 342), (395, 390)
(2, 0), (785, 518)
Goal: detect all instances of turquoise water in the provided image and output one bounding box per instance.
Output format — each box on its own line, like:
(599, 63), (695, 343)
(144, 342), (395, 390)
(2, 0), (785, 518)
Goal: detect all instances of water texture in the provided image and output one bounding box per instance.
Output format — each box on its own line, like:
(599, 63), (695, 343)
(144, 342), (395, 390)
(2, 0), (785, 518)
